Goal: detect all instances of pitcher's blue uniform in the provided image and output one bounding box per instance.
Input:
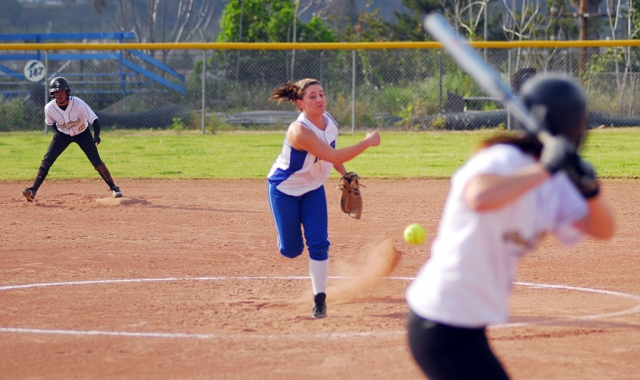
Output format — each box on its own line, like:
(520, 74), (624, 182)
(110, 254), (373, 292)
(267, 111), (339, 261)
(266, 78), (380, 319)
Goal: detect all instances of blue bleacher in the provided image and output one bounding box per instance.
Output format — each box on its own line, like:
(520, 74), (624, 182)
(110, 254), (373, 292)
(0, 32), (185, 100)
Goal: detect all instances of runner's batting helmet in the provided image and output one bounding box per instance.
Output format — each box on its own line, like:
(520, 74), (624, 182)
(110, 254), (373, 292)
(49, 76), (71, 98)
(519, 73), (587, 148)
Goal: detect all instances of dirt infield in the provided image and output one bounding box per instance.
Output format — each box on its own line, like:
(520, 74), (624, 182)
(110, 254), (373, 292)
(1, 178), (639, 379)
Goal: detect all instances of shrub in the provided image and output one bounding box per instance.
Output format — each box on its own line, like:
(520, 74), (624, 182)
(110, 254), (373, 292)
(0, 99), (40, 131)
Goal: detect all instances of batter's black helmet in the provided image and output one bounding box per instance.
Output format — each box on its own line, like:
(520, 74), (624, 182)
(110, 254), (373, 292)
(519, 73), (587, 148)
(49, 76), (71, 98)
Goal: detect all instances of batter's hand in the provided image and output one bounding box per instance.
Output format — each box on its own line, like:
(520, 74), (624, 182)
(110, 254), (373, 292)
(565, 156), (600, 199)
(540, 135), (575, 174)
(94, 135), (101, 146)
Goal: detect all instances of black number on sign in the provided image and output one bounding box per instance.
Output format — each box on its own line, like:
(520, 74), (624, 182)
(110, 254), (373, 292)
(29, 67), (43, 78)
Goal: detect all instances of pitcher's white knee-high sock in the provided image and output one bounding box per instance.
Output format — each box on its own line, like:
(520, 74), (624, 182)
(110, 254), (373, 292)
(309, 258), (329, 295)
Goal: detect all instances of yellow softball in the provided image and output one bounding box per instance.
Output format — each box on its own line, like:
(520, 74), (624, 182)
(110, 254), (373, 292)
(403, 223), (426, 245)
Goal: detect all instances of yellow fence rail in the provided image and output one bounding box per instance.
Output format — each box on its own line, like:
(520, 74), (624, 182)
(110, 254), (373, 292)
(2, 40), (640, 51)
(2, 39), (640, 133)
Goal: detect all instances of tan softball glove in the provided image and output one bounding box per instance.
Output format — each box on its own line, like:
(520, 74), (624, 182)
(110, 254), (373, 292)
(339, 172), (362, 219)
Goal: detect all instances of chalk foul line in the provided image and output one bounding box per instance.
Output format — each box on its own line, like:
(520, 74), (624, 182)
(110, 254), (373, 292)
(0, 276), (639, 340)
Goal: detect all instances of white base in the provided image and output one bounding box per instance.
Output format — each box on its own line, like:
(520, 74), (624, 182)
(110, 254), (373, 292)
(95, 197), (146, 206)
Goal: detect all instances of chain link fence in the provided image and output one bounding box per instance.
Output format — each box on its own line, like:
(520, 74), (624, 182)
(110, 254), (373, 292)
(2, 44), (640, 133)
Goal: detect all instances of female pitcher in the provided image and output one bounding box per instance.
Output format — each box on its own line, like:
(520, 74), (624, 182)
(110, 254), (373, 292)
(267, 78), (380, 318)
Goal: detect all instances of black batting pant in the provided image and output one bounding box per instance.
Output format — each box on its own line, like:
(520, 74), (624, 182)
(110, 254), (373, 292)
(30, 128), (109, 192)
(43, 128), (103, 168)
(407, 310), (510, 380)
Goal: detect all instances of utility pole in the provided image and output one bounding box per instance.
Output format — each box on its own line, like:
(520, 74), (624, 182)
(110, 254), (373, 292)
(549, 1), (606, 79)
(578, 0), (588, 78)
(484, 0), (488, 61)
(292, 0), (299, 81)
(236, 0), (244, 82)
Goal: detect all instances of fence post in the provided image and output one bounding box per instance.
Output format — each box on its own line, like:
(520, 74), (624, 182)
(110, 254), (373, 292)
(438, 50), (443, 114)
(351, 50), (356, 134)
(44, 51), (49, 135)
(507, 49), (512, 131)
(320, 51), (324, 84)
(201, 49), (206, 134)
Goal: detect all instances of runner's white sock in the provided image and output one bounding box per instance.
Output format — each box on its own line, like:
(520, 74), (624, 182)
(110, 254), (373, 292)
(309, 258), (329, 295)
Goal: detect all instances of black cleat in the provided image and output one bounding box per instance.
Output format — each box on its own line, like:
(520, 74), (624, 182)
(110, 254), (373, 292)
(312, 292), (327, 319)
(111, 186), (122, 198)
(22, 187), (36, 202)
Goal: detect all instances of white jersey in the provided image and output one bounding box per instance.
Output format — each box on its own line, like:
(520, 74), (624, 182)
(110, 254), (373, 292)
(267, 112), (339, 196)
(45, 96), (97, 136)
(406, 144), (588, 328)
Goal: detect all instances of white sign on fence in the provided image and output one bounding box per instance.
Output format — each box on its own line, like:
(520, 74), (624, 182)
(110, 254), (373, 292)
(23, 60), (46, 82)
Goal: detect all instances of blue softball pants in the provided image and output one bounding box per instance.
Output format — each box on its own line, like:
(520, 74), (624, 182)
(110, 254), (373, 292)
(267, 182), (330, 261)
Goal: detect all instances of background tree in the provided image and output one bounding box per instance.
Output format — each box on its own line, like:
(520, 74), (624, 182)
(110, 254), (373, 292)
(339, 2), (390, 42)
(438, 0), (490, 39)
(289, 1), (334, 79)
(219, 0), (292, 42)
(325, 0), (360, 30)
(500, 0), (551, 73)
(216, 0), (336, 86)
(89, 0), (220, 43)
(547, 0), (580, 41)
(387, 0), (440, 41)
(217, 0), (335, 43)
(586, 0), (640, 113)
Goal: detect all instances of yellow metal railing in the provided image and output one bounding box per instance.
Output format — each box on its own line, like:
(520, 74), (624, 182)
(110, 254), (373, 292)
(1, 40), (640, 51)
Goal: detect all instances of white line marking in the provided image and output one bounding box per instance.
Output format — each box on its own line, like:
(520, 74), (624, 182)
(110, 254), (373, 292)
(0, 276), (311, 291)
(492, 282), (640, 329)
(0, 327), (404, 340)
(1, 276), (639, 340)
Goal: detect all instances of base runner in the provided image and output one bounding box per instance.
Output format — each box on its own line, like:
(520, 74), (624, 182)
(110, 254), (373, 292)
(22, 77), (123, 202)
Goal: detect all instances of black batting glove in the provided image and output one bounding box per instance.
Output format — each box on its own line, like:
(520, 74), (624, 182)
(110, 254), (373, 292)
(565, 156), (600, 199)
(94, 135), (101, 145)
(540, 135), (576, 174)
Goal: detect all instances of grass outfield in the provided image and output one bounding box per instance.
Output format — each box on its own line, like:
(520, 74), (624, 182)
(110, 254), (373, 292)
(1, 128), (639, 181)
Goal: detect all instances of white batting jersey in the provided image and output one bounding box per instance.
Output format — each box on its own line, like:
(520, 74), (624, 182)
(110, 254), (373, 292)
(406, 144), (589, 328)
(45, 96), (97, 136)
(267, 112), (339, 196)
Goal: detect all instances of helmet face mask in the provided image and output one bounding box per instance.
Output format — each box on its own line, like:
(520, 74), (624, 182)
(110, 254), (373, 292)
(519, 73), (587, 148)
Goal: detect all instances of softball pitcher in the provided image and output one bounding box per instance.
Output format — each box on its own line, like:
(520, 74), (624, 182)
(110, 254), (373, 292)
(405, 74), (615, 379)
(267, 78), (380, 318)
(23, 77), (122, 202)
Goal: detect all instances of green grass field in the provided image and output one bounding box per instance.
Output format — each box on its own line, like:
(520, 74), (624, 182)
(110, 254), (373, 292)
(1, 128), (639, 181)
